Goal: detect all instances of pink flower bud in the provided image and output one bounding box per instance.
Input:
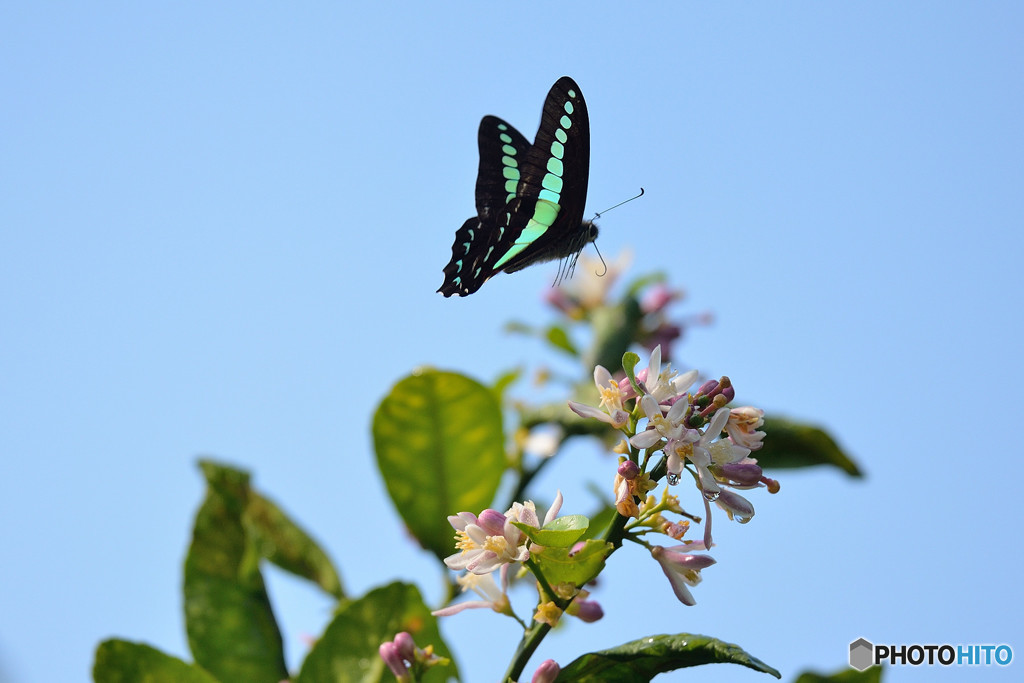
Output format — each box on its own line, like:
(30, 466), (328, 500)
(532, 659), (561, 683)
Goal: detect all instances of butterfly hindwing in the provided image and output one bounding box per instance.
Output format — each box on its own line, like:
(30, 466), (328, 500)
(438, 77), (595, 297)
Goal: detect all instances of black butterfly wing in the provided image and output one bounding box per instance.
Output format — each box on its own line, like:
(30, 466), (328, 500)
(437, 116), (531, 297)
(487, 76), (592, 275)
(475, 116), (531, 224)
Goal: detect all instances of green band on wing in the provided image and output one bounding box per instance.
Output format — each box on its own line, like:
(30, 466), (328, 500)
(493, 200), (561, 268)
(502, 155), (518, 167)
(550, 140), (564, 159)
(560, 115), (572, 129)
(502, 144), (517, 156)
(502, 166), (519, 180)
(541, 173), (563, 194)
(546, 158), (564, 176)
(538, 189), (560, 203)
(555, 128), (567, 144)
(499, 132), (511, 142)
(564, 101), (574, 115)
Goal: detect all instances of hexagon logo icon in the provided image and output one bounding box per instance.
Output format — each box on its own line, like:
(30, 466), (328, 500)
(849, 638), (874, 671)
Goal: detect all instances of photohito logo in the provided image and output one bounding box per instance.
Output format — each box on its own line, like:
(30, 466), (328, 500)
(849, 638), (1013, 670)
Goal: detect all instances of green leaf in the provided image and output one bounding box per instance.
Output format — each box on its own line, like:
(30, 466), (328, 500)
(624, 271), (667, 299)
(373, 369), (505, 561)
(184, 461), (288, 683)
(583, 297), (643, 373)
(794, 667), (883, 683)
(513, 514), (589, 548)
(545, 324), (579, 356)
(556, 633), (780, 681)
(532, 539), (612, 586)
(246, 492), (345, 599)
(492, 367), (522, 401)
(504, 320), (535, 336)
(295, 582), (458, 683)
(93, 640), (220, 683)
(579, 503), (617, 542)
(757, 416), (861, 476)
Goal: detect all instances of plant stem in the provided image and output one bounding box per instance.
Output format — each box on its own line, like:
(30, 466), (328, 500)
(502, 620), (552, 682)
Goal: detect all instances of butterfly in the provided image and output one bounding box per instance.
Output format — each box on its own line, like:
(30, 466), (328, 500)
(438, 76), (597, 297)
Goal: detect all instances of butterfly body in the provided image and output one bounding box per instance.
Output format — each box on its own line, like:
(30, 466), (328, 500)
(438, 77), (595, 297)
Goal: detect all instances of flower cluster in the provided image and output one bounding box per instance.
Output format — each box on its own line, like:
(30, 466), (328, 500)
(569, 344), (778, 603)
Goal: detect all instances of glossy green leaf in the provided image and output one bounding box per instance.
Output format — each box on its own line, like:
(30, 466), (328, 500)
(373, 370), (505, 561)
(533, 539), (612, 586)
(296, 582), (458, 683)
(513, 514), (589, 547)
(556, 633), (780, 681)
(93, 640), (220, 683)
(184, 461), (287, 683)
(757, 416), (861, 476)
(246, 492), (345, 599)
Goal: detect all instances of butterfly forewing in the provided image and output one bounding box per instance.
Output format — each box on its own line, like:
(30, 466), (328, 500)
(488, 76), (591, 274)
(475, 116), (531, 224)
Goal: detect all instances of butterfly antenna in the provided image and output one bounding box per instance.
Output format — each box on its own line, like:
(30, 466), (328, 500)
(592, 240), (608, 277)
(592, 187), (645, 220)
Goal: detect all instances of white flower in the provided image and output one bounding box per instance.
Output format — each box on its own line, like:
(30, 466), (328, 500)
(651, 543), (715, 606)
(568, 365), (630, 429)
(726, 406), (766, 450)
(443, 505), (532, 575)
(630, 394), (692, 449)
(642, 345), (699, 403)
(691, 408), (751, 496)
(432, 567), (511, 617)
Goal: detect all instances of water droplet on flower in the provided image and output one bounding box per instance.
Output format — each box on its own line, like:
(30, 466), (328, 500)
(735, 514), (752, 524)
(703, 489), (720, 502)
(667, 472), (680, 485)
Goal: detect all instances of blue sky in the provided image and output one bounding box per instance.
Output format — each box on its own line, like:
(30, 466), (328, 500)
(2, 3), (1022, 682)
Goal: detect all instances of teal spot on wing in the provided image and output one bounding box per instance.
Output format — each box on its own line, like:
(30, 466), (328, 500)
(541, 174), (563, 194)
(499, 133), (512, 143)
(502, 144), (517, 156)
(550, 141), (564, 159)
(531, 199), (560, 229)
(502, 155), (518, 167)
(538, 189), (560, 203)
(493, 200), (561, 268)
(503, 166), (519, 180)
(497, 123), (508, 131)
(455, 259), (463, 271)
(567, 89), (577, 98)
(560, 115), (572, 129)
(546, 158), (564, 176)
(564, 101), (574, 115)
(555, 129), (567, 144)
